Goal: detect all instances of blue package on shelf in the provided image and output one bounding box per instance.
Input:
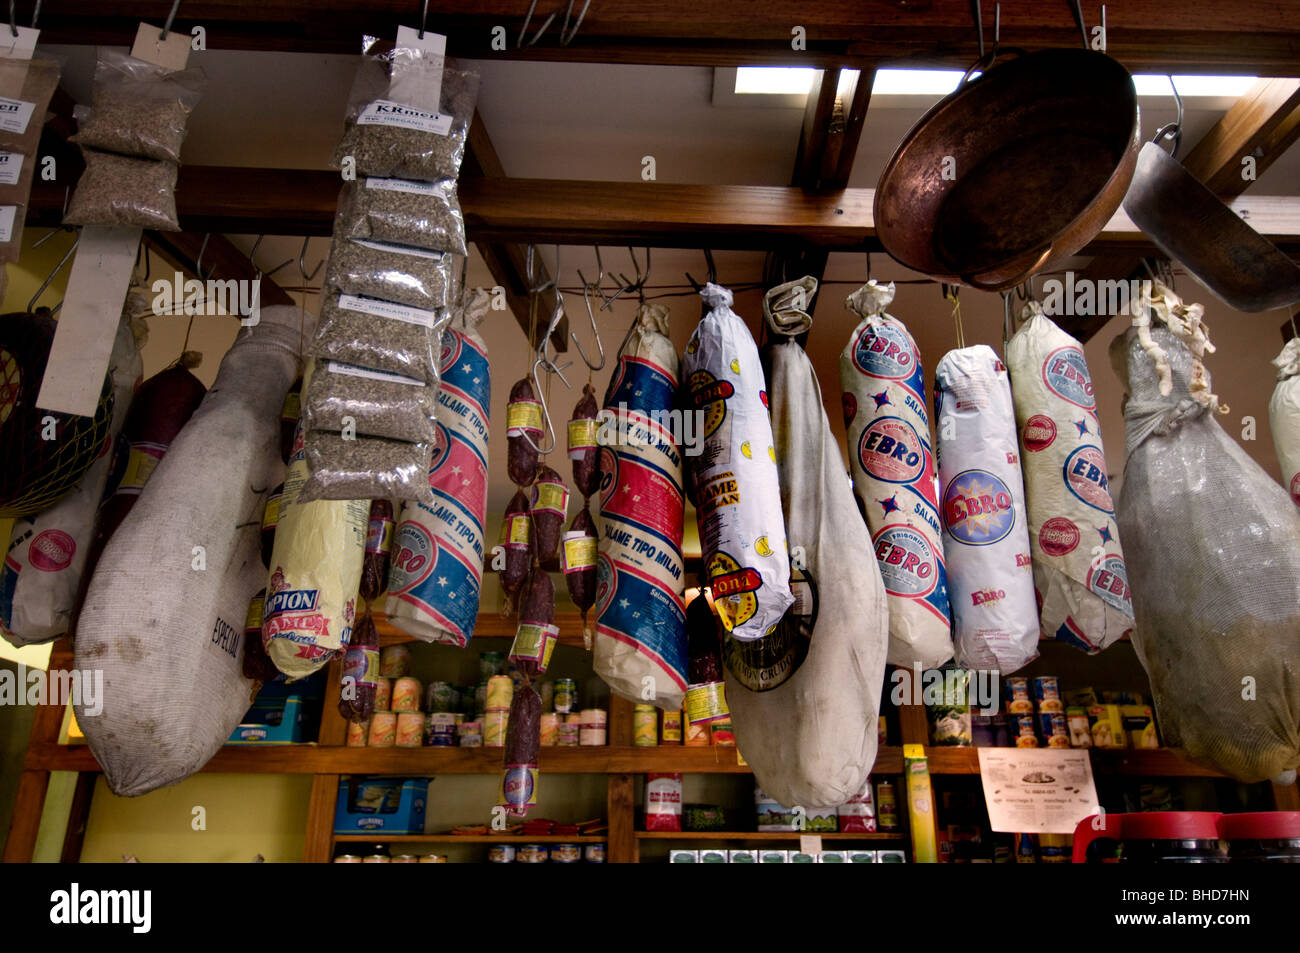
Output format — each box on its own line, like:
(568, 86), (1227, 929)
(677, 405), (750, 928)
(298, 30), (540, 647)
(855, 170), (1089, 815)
(228, 696), (304, 744)
(335, 779), (429, 834)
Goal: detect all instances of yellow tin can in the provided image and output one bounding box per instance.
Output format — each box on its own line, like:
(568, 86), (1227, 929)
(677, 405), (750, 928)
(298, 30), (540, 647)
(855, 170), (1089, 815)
(484, 708), (509, 747)
(368, 711), (397, 747)
(633, 705), (658, 746)
(395, 712), (425, 747)
(487, 675), (514, 710)
(392, 677), (422, 713)
(660, 709), (682, 744)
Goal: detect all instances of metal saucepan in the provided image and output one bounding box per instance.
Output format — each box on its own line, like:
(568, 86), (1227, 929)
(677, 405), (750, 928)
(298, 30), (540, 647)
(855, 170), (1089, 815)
(875, 47), (1140, 292)
(1122, 125), (1300, 313)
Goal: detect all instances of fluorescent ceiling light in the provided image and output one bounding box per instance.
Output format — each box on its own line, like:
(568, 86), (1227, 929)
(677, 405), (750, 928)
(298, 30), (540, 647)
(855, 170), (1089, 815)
(735, 66), (1260, 98)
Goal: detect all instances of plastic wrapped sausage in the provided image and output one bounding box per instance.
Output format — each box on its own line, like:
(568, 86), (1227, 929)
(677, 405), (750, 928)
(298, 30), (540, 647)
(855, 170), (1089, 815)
(360, 499), (394, 603)
(338, 607), (380, 722)
(501, 683), (542, 816)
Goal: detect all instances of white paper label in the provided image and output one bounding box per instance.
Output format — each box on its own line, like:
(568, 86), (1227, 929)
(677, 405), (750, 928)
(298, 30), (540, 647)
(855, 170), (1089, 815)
(0, 26), (39, 60)
(326, 361), (425, 387)
(364, 176), (443, 196)
(0, 97), (36, 134)
(977, 748), (1099, 834)
(338, 293), (435, 329)
(0, 204), (15, 242)
(130, 22), (192, 71)
(0, 150), (23, 184)
(357, 99), (452, 137)
(353, 238), (445, 262)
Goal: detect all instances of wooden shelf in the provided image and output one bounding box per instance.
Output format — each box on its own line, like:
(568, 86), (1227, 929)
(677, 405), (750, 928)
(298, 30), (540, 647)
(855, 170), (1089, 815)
(334, 834), (607, 844)
(635, 831), (904, 841)
(924, 746), (1228, 778)
(374, 610), (589, 648)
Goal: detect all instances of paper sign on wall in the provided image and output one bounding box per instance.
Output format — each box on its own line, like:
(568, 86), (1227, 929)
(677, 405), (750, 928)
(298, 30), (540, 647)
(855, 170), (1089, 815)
(976, 747), (1099, 834)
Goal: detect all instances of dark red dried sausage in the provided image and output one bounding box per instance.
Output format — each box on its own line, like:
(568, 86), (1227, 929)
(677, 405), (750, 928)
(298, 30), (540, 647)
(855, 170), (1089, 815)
(338, 608), (379, 722)
(569, 383), (601, 499)
(531, 464), (568, 572)
(500, 489), (533, 596)
(563, 507), (598, 644)
(360, 499), (394, 602)
(510, 567), (556, 678)
(506, 377), (542, 487)
(501, 683), (542, 816)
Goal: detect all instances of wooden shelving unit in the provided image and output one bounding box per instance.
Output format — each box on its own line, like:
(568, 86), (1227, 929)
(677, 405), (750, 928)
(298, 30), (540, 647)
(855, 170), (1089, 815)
(634, 831), (903, 841)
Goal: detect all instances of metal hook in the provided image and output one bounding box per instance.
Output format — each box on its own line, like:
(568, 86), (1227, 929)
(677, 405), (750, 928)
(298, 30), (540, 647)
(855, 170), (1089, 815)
(558, 0), (591, 46)
(1002, 291), (1015, 350)
(29, 0), (38, 28)
(1067, 0), (1088, 49)
(418, 0), (429, 39)
(685, 249), (717, 293)
(8, 1), (16, 38)
(521, 288), (571, 455)
(249, 234), (293, 280)
(160, 0), (181, 41)
(297, 236), (324, 283)
(602, 247), (650, 311)
(1288, 306), (1298, 342)
(572, 249), (607, 371)
(518, 0), (558, 48)
(29, 235), (79, 313)
(969, 0), (984, 60)
(134, 240), (153, 285)
(195, 232), (212, 281)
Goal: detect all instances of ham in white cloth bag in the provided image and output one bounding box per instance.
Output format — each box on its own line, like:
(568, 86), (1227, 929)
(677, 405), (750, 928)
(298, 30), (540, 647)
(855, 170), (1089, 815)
(1113, 285), (1300, 783)
(75, 304), (311, 796)
(934, 345), (1039, 674)
(594, 302), (688, 710)
(2, 309), (143, 646)
(386, 288), (491, 644)
(1270, 337), (1300, 506)
(838, 280), (952, 669)
(683, 282), (792, 641)
(724, 278), (888, 809)
(1006, 301), (1133, 652)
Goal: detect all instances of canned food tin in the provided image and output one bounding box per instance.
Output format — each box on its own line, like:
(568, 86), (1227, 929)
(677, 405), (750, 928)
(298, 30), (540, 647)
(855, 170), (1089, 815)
(426, 680), (457, 713)
(1038, 712), (1070, 748)
(480, 651), (506, 679)
(424, 711), (461, 746)
(488, 845), (517, 863)
(392, 677), (423, 713)
(876, 780), (899, 831)
(487, 675), (514, 710)
(333, 854), (362, 863)
(378, 644), (412, 678)
(539, 680), (554, 713)
(458, 719), (483, 747)
(1067, 707), (1092, 747)
(396, 712), (425, 747)
(660, 709), (682, 744)
(517, 844), (549, 863)
(554, 678), (577, 713)
(634, 705), (658, 746)
(367, 711), (397, 747)
(710, 719), (736, 746)
(484, 708), (508, 747)
(391, 854), (419, 863)
(1032, 676), (1064, 713)
(583, 843), (606, 863)
(1011, 713), (1039, 747)
(475, 681), (488, 712)
(551, 843), (581, 863)
(579, 708), (607, 746)
(540, 712), (558, 746)
(345, 718), (368, 748)
(1004, 676), (1034, 714)
(419, 854), (446, 863)
(362, 854), (390, 863)
(374, 677), (392, 713)
(556, 722), (580, 747)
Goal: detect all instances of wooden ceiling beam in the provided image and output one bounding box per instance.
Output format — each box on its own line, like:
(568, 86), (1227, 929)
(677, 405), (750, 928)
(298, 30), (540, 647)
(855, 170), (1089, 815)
(1074, 76), (1300, 343)
(465, 110), (566, 352)
(29, 1), (1300, 74)
(25, 169), (1300, 254)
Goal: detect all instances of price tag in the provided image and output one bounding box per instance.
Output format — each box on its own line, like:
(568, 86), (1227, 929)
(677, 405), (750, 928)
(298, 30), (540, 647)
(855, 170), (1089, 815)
(799, 834), (823, 856)
(0, 26), (39, 60)
(131, 22), (192, 71)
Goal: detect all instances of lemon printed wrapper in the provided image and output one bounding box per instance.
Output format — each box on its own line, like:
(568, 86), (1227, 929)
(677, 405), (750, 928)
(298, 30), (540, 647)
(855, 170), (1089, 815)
(683, 283), (793, 642)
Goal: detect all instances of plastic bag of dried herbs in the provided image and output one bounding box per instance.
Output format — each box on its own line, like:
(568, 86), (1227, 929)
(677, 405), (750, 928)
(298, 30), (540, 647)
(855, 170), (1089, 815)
(337, 177), (466, 255)
(299, 431), (435, 505)
(64, 149), (180, 231)
(310, 292), (451, 383)
(330, 38), (479, 182)
(69, 50), (206, 163)
(0, 57), (61, 153)
(324, 236), (458, 311)
(302, 360), (438, 443)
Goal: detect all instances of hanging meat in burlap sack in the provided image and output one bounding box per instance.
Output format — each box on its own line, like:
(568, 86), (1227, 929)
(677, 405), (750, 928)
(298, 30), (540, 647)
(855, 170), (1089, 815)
(1112, 284), (1300, 783)
(75, 304), (311, 796)
(263, 359), (368, 678)
(2, 310), (142, 647)
(935, 345), (1039, 674)
(1270, 338), (1300, 506)
(724, 278), (888, 809)
(387, 288), (491, 645)
(1007, 301), (1133, 652)
(594, 302), (687, 710)
(683, 282), (792, 640)
(838, 280), (952, 669)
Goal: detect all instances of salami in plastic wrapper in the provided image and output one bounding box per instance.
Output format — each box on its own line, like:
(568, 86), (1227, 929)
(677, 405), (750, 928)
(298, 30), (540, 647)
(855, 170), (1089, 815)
(595, 302), (688, 710)
(386, 288), (491, 646)
(1270, 338), (1300, 506)
(683, 282), (792, 640)
(934, 345), (1039, 674)
(1007, 302), (1133, 652)
(263, 360), (369, 678)
(838, 280), (952, 669)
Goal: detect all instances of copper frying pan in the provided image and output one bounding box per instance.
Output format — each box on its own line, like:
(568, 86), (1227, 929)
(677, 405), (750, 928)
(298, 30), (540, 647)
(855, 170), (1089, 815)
(875, 47), (1140, 292)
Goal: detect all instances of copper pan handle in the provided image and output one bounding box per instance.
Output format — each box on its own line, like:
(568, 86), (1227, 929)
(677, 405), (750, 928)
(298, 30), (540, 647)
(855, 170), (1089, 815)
(960, 244), (1053, 293)
(959, 46), (1027, 87)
